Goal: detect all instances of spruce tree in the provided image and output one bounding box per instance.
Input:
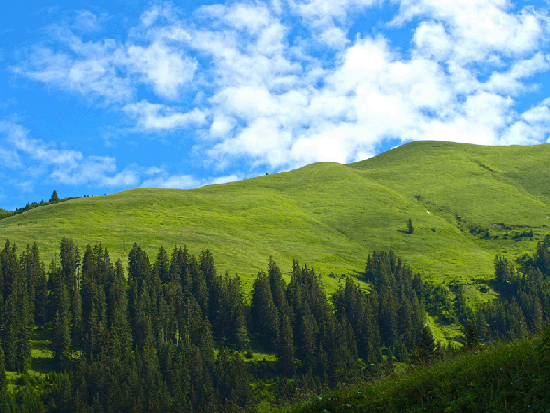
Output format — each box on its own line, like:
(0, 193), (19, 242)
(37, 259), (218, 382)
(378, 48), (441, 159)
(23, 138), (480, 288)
(153, 246), (170, 284)
(49, 190), (60, 202)
(52, 281), (71, 370)
(189, 255), (208, 316)
(278, 306), (295, 377)
(251, 271), (279, 352)
(107, 260), (132, 359)
(14, 276), (31, 373)
(2, 287), (18, 371)
(33, 249), (47, 327)
(464, 323), (479, 351)
(413, 326), (435, 364)
(268, 257), (288, 311)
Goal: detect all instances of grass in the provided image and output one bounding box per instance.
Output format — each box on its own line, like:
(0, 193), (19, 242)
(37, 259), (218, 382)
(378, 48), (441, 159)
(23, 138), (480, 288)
(1, 141), (550, 304)
(30, 327), (54, 374)
(289, 334), (550, 413)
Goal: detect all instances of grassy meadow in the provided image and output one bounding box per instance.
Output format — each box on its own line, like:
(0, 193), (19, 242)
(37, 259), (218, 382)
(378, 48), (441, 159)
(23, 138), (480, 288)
(285, 334), (550, 413)
(1, 141), (550, 297)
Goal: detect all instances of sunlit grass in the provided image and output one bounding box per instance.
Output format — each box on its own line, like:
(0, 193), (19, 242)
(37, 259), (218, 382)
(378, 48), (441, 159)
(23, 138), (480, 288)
(1, 141), (550, 305)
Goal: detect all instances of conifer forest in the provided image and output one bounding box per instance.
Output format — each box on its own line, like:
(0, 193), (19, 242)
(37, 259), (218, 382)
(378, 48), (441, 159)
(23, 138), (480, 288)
(1, 235), (550, 412)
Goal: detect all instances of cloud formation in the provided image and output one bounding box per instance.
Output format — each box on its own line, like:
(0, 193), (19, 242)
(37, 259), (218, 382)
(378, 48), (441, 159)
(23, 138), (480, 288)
(10, 0), (550, 183)
(0, 121), (140, 190)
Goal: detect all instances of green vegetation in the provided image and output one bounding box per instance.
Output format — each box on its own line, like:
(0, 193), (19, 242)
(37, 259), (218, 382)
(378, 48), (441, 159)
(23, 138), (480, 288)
(0, 239), (430, 412)
(2, 141), (550, 411)
(2, 141), (550, 297)
(289, 334), (550, 413)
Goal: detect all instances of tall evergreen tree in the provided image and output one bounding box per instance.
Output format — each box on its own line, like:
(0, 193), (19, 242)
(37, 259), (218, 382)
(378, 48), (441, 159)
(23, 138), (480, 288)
(59, 238), (82, 349)
(1, 291), (17, 371)
(413, 326), (435, 364)
(251, 271), (279, 352)
(106, 260), (132, 359)
(278, 306), (295, 377)
(49, 190), (60, 202)
(268, 257), (288, 311)
(153, 246), (170, 284)
(52, 281), (71, 370)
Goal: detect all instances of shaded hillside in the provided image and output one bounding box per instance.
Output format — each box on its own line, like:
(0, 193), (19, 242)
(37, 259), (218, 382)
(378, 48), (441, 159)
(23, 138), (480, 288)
(1, 141), (550, 294)
(288, 334), (550, 413)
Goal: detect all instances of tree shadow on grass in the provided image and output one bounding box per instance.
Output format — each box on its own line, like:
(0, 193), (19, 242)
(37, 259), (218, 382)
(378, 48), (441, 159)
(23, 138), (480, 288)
(30, 327), (56, 374)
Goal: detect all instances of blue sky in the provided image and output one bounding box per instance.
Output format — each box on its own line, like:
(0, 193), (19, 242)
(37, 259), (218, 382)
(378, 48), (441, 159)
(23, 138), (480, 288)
(1, 0), (550, 210)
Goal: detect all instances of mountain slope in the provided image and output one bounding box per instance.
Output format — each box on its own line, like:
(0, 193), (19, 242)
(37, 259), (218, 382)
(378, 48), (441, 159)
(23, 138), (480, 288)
(288, 334), (550, 413)
(1, 141), (550, 294)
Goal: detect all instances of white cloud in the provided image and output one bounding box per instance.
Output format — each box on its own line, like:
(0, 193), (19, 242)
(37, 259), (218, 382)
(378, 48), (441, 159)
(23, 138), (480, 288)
(141, 174), (200, 189)
(123, 101), (207, 131)
(13, 43), (133, 104)
(141, 171), (241, 189)
(0, 121), (139, 187)
(125, 41), (197, 100)
(11, 0), (550, 179)
(74, 10), (101, 32)
(291, 0), (379, 48)
(413, 21), (453, 61)
(0, 147), (21, 169)
(208, 174), (240, 185)
(485, 53), (550, 95)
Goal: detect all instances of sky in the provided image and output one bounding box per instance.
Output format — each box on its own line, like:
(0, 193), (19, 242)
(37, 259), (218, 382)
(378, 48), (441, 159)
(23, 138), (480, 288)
(1, 0), (550, 210)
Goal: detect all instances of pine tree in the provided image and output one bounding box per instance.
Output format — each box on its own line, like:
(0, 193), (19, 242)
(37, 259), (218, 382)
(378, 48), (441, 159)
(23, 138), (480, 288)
(52, 281), (71, 370)
(278, 306), (295, 377)
(81, 245), (108, 358)
(251, 271), (279, 351)
(32, 246), (47, 326)
(14, 273), (31, 373)
(214, 349), (255, 411)
(1, 242), (22, 372)
(106, 260), (132, 359)
(189, 255), (208, 316)
(413, 326), (435, 364)
(153, 246), (170, 284)
(296, 311), (316, 374)
(224, 274), (249, 349)
(59, 238), (82, 349)
(268, 257), (288, 311)
(168, 246), (183, 284)
(49, 190), (60, 202)
(407, 219), (414, 234)
(464, 323), (479, 351)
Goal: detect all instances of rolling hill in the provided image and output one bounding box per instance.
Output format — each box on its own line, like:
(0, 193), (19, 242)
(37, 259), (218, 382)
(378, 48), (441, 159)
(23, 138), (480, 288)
(1, 140), (550, 297)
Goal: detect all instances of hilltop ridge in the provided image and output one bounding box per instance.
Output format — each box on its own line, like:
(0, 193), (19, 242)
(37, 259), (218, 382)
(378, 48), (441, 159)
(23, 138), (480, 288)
(1, 141), (550, 295)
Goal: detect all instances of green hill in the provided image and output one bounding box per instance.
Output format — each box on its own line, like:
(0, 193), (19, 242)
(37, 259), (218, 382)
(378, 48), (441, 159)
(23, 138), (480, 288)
(287, 334), (550, 413)
(1, 141), (550, 295)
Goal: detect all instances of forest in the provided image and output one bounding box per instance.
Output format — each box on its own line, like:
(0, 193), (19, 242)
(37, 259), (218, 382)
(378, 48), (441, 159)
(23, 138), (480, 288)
(0, 235), (549, 412)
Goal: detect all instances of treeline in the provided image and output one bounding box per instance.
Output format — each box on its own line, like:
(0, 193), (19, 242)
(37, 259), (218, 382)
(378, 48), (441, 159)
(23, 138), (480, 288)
(6, 236), (549, 412)
(473, 235), (550, 341)
(0, 190), (84, 221)
(0, 239), (430, 412)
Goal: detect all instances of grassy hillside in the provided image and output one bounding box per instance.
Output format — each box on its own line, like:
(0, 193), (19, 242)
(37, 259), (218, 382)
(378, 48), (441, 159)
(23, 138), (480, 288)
(286, 334), (550, 413)
(1, 141), (550, 295)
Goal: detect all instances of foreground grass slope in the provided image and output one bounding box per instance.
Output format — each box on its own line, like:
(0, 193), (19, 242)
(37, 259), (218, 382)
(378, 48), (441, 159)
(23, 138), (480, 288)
(1, 141), (550, 294)
(288, 335), (550, 413)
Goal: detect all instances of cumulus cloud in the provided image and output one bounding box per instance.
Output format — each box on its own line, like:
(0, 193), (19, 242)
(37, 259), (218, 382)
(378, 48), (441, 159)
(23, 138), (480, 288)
(10, 0), (550, 179)
(0, 121), (140, 188)
(74, 10), (102, 32)
(141, 171), (240, 189)
(123, 101), (207, 132)
(141, 174), (200, 189)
